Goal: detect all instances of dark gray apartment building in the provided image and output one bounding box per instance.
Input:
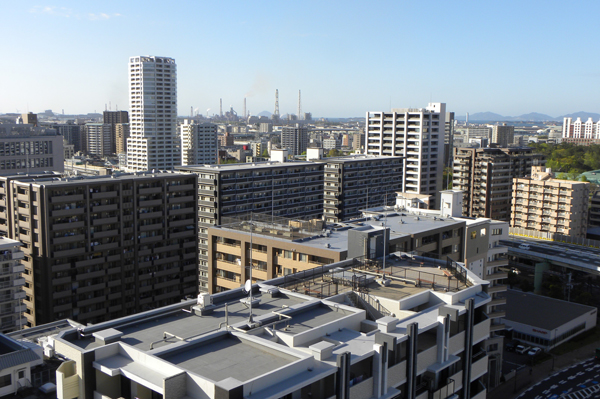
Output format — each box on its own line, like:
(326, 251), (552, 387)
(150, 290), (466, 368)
(0, 171), (198, 327)
(177, 161), (324, 292)
(453, 147), (544, 221)
(319, 155), (403, 223)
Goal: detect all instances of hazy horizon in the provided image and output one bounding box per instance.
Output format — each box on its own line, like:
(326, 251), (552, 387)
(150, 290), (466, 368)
(1, 1), (598, 118)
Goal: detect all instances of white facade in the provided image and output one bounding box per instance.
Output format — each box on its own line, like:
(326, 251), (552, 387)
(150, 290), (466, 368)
(85, 123), (113, 156)
(366, 103), (445, 207)
(563, 117), (600, 139)
(180, 120), (217, 166)
(127, 56), (178, 171)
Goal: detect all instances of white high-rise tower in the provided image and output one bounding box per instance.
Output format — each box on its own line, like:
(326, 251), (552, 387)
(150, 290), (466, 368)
(127, 56), (178, 171)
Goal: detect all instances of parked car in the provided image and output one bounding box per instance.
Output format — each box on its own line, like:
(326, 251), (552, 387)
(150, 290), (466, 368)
(528, 347), (542, 356)
(505, 340), (519, 352)
(516, 345), (531, 355)
(519, 243), (531, 250)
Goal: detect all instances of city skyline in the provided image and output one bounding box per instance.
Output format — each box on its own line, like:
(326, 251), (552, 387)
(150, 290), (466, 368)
(1, 1), (599, 118)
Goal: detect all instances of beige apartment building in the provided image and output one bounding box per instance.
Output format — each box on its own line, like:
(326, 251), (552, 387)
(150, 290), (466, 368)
(511, 166), (589, 237)
(207, 211), (466, 294)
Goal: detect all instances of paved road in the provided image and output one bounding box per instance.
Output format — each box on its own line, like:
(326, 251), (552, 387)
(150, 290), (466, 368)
(516, 358), (600, 399)
(489, 338), (600, 399)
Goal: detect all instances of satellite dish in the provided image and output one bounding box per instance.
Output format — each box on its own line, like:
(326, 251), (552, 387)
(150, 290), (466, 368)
(244, 279), (251, 293)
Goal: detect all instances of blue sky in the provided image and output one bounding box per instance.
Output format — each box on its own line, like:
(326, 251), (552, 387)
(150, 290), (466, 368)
(1, 1), (598, 118)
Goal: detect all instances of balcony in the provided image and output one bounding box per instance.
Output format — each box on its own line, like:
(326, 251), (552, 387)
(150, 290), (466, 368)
(486, 271), (508, 281)
(91, 191), (117, 200)
(168, 183), (194, 192)
(216, 276), (241, 290)
(52, 208), (84, 217)
(51, 194), (84, 203)
(53, 234), (85, 245)
(139, 186), (162, 195)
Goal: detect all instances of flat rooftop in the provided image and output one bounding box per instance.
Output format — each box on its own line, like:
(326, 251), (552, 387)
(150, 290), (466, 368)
(212, 212), (464, 253)
(157, 335), (297, 382)
(502, 289), (596, 330)
(67, 292), (306, 351)
(177, 161), (317, 172)
(4, 171), (195, 186)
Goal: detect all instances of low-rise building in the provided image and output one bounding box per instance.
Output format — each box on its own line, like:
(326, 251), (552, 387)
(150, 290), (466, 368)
(501, 289), (597, 351)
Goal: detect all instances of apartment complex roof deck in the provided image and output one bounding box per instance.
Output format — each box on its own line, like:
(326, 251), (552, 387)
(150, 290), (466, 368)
(50, 257), (491, 399)
(177, 160), (316, 172)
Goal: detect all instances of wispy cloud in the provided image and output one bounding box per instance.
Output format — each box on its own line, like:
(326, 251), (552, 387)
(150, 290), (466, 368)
(29, 5), (73, 18)
(88, 12), (122, 21)
(29, 5), (123, 20)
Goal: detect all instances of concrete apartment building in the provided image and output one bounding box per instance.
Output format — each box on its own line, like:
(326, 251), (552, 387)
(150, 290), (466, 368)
(103, 111), (129, 154)
(589, 190), (600, 228)
(511, 166), (589, 237)
(320, 155), (403, 223)
(208, 209), (467, 294)
(0, 126), (64, 175)
(114, 123), (130, 154)
(0, 172), (199, 327)
(55, 122), (85, 154)
(0, 238), (27, 333)
(453, 147), (545, 221)
(127, 56), (178, 171)
(50, 256), (491, 399)
(491, 124), (514, 147)
(402, 190), (509, 388)
(177, 162), (324, 292)
(281, 123), (308, 156)
(84, 123), (113, 156)
(365, 103), (446, 208)
(180, 120), (218, 166)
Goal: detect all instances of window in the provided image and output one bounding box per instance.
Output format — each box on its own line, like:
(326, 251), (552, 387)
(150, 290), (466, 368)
(492, 228), (502, 235)
(480, 228), (486, 236)
(0, 374), (11, 388)
(471, 231), (477, 239)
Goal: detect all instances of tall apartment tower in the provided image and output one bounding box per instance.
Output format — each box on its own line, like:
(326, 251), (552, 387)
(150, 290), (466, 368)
(453, 147), (545, 221)
(491, 123), (514, 147)
(0, 172), (198, 327)
(511, 166), (589, 237)
(180, 120), (218, 166)
(85, 123), (113, 156)
(366, 103), (446, 208)
(127, 56), (178, 171)
(281, 124), (308, 156)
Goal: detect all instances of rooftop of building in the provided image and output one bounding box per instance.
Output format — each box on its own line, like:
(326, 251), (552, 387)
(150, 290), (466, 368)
(47, 256), (487, 397)
(1, 171), (196, 186)
(501, 289), (596, 331)
(0, 236), (22, 250)
(214, 208), (464, 254)
(317, 154), (403, 164)
(176, 161), (319, 172)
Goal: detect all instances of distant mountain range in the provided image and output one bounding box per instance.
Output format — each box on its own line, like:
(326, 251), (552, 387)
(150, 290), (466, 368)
(456, 111), (600, 122)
